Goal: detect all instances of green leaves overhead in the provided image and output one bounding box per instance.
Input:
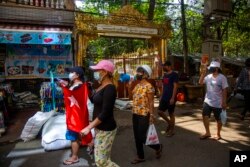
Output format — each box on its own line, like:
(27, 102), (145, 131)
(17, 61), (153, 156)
(79, 0), (250, 59)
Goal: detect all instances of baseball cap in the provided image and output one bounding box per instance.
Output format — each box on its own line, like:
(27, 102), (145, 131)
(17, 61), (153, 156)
(90, 60), (115, 73)
(67, 66), (84, 76)
(163, 61), (172, 66)
(208, 61), (221, 69)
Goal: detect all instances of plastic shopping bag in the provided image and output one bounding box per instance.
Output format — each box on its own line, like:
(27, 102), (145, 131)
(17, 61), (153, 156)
(87, 97), (94, 121)
(220, 109), (227, 125)
(145, 124), (160, 145)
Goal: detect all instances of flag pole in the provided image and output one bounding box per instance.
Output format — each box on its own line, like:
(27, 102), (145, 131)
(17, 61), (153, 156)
(50, 71), (56, 111)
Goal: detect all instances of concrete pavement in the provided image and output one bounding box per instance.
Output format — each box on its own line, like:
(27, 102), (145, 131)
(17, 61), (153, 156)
(0, 97), (250, 167)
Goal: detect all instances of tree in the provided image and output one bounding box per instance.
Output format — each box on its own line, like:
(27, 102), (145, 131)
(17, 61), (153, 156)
(78, 0), (250, 60)
(148, 0), (156, 21)
(222, 0), (250, 57)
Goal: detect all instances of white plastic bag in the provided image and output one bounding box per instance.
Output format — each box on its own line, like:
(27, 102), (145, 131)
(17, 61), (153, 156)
(145, 124), (160, 145)
(220, 109), (227, 125)
(87, 97), (94, 121)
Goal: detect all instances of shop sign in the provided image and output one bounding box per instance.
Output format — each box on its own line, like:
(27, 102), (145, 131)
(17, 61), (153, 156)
(97, 24), (158, 35)
(0, 31), (71, 45)
(5, 44), (73, 79)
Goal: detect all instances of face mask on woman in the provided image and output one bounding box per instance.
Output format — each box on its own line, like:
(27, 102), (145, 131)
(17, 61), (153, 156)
(136, 74), (143, 81)
(69, 72), (77, 81)
(209, 67), (217, 73)
(94, 71), (101, 81)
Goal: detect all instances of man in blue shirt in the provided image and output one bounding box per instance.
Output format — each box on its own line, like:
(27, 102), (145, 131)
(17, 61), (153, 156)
(158, 61), (179, 137)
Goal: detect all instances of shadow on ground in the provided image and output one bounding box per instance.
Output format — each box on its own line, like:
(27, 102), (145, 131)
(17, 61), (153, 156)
(0, 97), (249, 167)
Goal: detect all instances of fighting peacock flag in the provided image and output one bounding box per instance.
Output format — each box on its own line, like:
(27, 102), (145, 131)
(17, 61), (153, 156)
(62, 83), (92, 145)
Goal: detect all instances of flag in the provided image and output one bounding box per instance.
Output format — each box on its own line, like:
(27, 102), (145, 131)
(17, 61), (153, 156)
(63, 83), (92, 145)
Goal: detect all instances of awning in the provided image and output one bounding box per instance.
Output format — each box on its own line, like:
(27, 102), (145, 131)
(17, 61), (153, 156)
(0, 24), (72, 45)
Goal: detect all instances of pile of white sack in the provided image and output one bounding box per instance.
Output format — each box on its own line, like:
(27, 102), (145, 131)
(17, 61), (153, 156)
(20, 104), (94, 151)
(20, 111), (71, 151)
(12, 91), (40, 109)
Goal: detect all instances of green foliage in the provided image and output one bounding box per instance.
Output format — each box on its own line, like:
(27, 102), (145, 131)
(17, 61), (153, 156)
(79, 0), (250, 59)
(222, 0), (250, 57)
(87, 37), (146, 61)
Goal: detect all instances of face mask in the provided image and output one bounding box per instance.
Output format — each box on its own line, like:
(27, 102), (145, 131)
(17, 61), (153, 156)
(94, 72), (101, 81)
(69, 73), (77, 81)
(209, 67), (217, 73)
(136, 74), (143, 81)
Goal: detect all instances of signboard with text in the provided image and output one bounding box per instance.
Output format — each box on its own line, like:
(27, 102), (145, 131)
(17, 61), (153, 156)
(5, 44), (73, 79)
(0, 31), (71, 45)
(97, 24), (158, 35)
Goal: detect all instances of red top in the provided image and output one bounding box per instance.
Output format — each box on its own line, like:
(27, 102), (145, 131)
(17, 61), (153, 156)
(63, 83), (92, 145)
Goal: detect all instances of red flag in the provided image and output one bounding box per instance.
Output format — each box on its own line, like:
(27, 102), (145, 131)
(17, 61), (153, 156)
(63, 83), (92, 145)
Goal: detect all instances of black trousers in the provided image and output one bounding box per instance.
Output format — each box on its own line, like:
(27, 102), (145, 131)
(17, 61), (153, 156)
(132, 114), (160, 159)
(241, 90), (250, 116)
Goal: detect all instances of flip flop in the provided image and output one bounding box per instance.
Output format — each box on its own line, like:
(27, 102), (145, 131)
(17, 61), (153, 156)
(212, 136), (222, 140)
(131, 158), (145, 164)
(165, 126), (170, 133)
(199, 135), (211, 140)
(63, 159), (79, 165)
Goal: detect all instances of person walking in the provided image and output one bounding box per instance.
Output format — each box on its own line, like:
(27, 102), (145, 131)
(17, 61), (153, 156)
(131, 65), (162, 164)
(58, 66), (92, 165)
(158, 61), (179, 137)
(199, 60), (228, 140)
(80, 60), (119, 167)
(236, 58), (250, 120)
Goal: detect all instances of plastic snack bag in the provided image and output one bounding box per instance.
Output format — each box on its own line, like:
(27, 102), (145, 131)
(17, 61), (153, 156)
(145, 124), (160, 145)
(220, 109), (227, 125)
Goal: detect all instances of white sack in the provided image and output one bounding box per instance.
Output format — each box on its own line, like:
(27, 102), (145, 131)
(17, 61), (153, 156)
(20, 111), (56, 142)
(41, 114), (71, 151)
(115, 99), (132, 110)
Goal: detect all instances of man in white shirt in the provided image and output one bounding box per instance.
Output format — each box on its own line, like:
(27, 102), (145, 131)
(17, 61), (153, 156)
(199, 61), (228, 140)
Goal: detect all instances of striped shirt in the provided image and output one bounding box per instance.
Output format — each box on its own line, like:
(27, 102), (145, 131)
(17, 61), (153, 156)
(236, 68), (250, 90)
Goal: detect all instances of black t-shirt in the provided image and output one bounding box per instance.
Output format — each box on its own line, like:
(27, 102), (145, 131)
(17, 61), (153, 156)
(92, 84), (117, 131)
(162, 71), (179, 101)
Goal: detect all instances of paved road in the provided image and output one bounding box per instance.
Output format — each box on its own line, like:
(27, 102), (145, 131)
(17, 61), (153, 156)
(0, 98), (250, 167)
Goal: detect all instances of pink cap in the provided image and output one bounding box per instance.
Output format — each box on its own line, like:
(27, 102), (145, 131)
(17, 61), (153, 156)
(90, 60), (115, 73)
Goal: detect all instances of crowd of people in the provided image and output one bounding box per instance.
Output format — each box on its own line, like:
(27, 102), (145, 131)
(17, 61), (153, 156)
(57, 57), (250, 167)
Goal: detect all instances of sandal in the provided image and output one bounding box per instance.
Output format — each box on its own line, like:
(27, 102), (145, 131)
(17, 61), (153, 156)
(212, 136), (222, 140)
(131, 158), (145, 164)
(165, 125), (170, 133)
(199, 134), (211, 140)
(156, 144), (163, 159)
(63, 159), (79, 165)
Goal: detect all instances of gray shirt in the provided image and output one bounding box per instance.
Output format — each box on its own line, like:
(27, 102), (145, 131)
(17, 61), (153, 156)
(204, 73), (228, 108)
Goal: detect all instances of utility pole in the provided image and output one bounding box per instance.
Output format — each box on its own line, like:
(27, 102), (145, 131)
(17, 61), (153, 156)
(181, 0), (188, 73)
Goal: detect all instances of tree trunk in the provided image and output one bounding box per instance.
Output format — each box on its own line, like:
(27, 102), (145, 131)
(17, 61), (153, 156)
(122, 0), (129, 6)
(181, 0), (189, 73)
(148, 0), (156, 21)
